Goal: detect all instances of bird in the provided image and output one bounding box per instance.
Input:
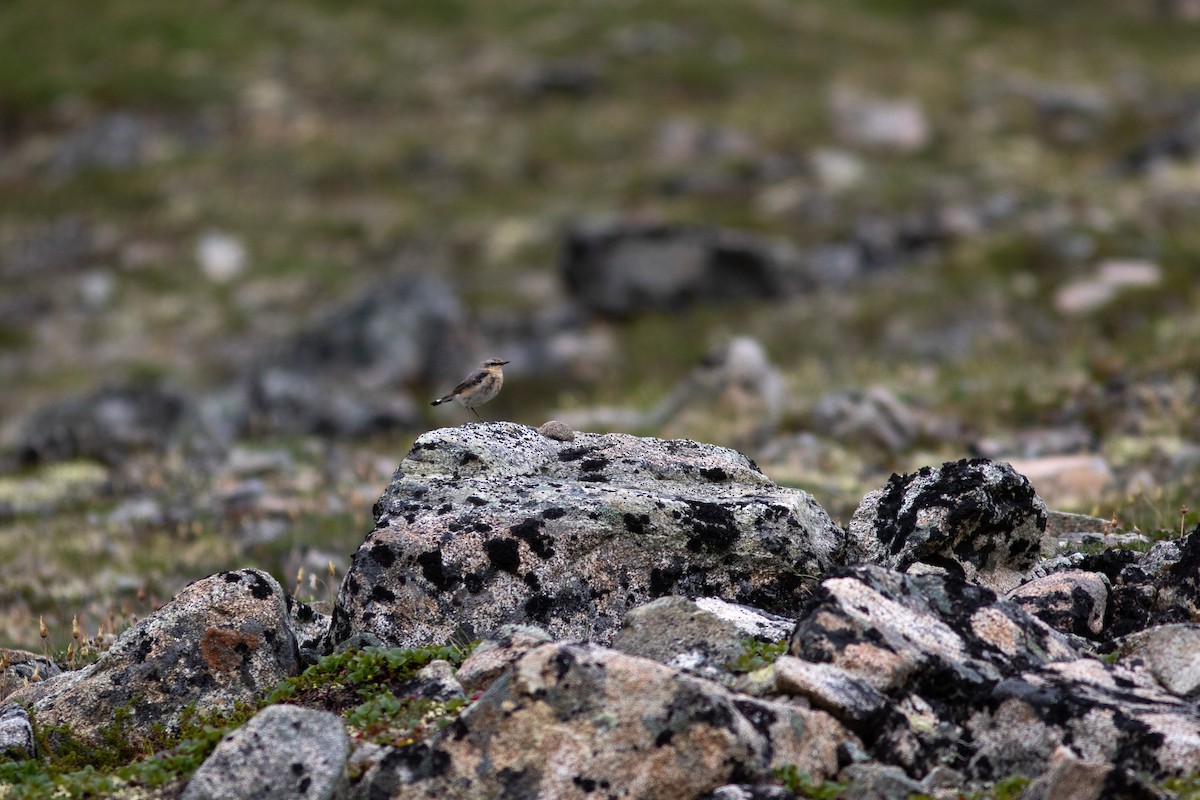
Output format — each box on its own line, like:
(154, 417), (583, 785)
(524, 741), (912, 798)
(430, 358), (509, 422)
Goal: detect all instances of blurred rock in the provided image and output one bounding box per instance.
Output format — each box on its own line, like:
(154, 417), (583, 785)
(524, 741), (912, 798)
(196, 232), (247, 283)
(1006, 454), (1114, 510)
(653, 336), (788, 447)
(11, 384), (213, 468)
(809, 147), (865, 192)
(48, 112), (148, 178)
(0, 649), (63, 702)
(1053, 260), (1162, 316)
(0, 705), (33, 760)
(560, 220), (812, 317)
(76, 269), (116, 311)
(515, 58), (603, 98)
(655, 119), (757, 164)
(830, 89), (930, 154)
(972, 425), (1096, 460)
(1, 216), (94, 278)
(810, 386), (921, 453)
(1118, 107), (1200, 174)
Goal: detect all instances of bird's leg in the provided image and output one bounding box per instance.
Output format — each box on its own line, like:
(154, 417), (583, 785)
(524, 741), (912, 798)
(470, 407), (483, 423)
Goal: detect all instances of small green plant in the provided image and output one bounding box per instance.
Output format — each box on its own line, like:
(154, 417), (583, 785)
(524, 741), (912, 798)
(1163, 773), (1200, 799)
(773, 764), (846, 799)
(727, 638), (788, 674)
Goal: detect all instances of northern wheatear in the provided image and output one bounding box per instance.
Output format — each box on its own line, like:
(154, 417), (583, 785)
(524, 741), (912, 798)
(430, 358), (509, 422)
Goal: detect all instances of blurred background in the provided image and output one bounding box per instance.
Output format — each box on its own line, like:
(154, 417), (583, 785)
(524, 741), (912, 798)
(2, 0), (1199, 650)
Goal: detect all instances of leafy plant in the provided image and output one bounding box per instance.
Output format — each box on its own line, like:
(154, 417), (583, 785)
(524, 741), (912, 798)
(727, 638), (788, 674)
(773, 764), (846, 799)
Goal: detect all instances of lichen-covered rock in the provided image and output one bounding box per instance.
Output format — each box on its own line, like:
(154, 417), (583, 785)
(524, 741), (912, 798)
(790, 565), (1077, 694)
(787, 564), (1200, 786)
(182, 704), (349, 800)
(846, 458), (1049, 592)
(327, 423), (843, 649)
(611, 596), (759, 686)
(7, 569), (300, 753)
(0, 648), (62, 701)
(359, 642), (853, 800)
(0, 704), (33, 760)
(453, 625), (554, 695)
(1061, 526), (1200, 641)
(966, 659), (1200, 783)
(1115, 623), (1200, 698)
(1005, 569), (1109, 638)
(739, 656), (888, 728)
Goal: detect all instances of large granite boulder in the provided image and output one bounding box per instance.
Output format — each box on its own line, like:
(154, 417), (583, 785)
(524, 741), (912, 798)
(326, 423), (844, 649)
(5, 569), (301, 755)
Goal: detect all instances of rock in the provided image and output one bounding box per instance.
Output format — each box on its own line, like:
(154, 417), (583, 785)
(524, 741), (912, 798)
(240, 273), (468, 437)
(610, 596), (756, 686)
(838, 762), (924, 800)
(11, 383), (210, 468)
(650, 336), (789, 447)
(1, 216), (94, 278)
(1053, 260), (1162, 316)
(358, 642), (851, 799)
(559, 220), (811, 317)
(243, 366), (419, 438)
(1116, 624), (1200, 698)
(49, 112), (148, 178)
(196, 231), (247, 283)
(0, 648), (62, 701)
(704, 786), (799, 800)
(790, 566), (1078, 695)
(1007, 454), (1115, 510)
(810, 386), (921, 453)
(809, 147), (865, 192)
(288, 596), (331, 665)
(454, 625), (553, 695)
(0, 704), (33, 759)
(1019, 746), (1127, 800)
(966, 659), (1200, 783)
(755, 656), (888, 727)
(691, 597), (794, 643)
(537, 419), (575, 442)
(6, 569), (300, 753)
(788, 565), (1200, 786)
(830, 89), (930, 153)
(846, 458), (1049, 592)
(1076, 527), (1200, 640)
(1005, 569), (1109, 638)
(411, 659), (465, 702)
(327, 423), (843, 649)
(182, 704), (349, 800)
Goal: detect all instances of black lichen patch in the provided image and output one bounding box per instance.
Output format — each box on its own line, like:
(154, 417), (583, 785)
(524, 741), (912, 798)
(371, 585), (396, 602)
(580, 457), (608, 473)
(558, 446), (594, 462)
(623, 513), (650, 534)
(457, 451), (480, 466)
(466, 495), (488, 506)
(245, 570), (275, 599)
(511, 517), (556, 559)
(368, 543), (397, 568)
(683, 501), (740, 552)
(417, 548), (457, 591)
(699, 467), (729, 482)
(542, 507), (567, 520)
(484, 537), (521, 574)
